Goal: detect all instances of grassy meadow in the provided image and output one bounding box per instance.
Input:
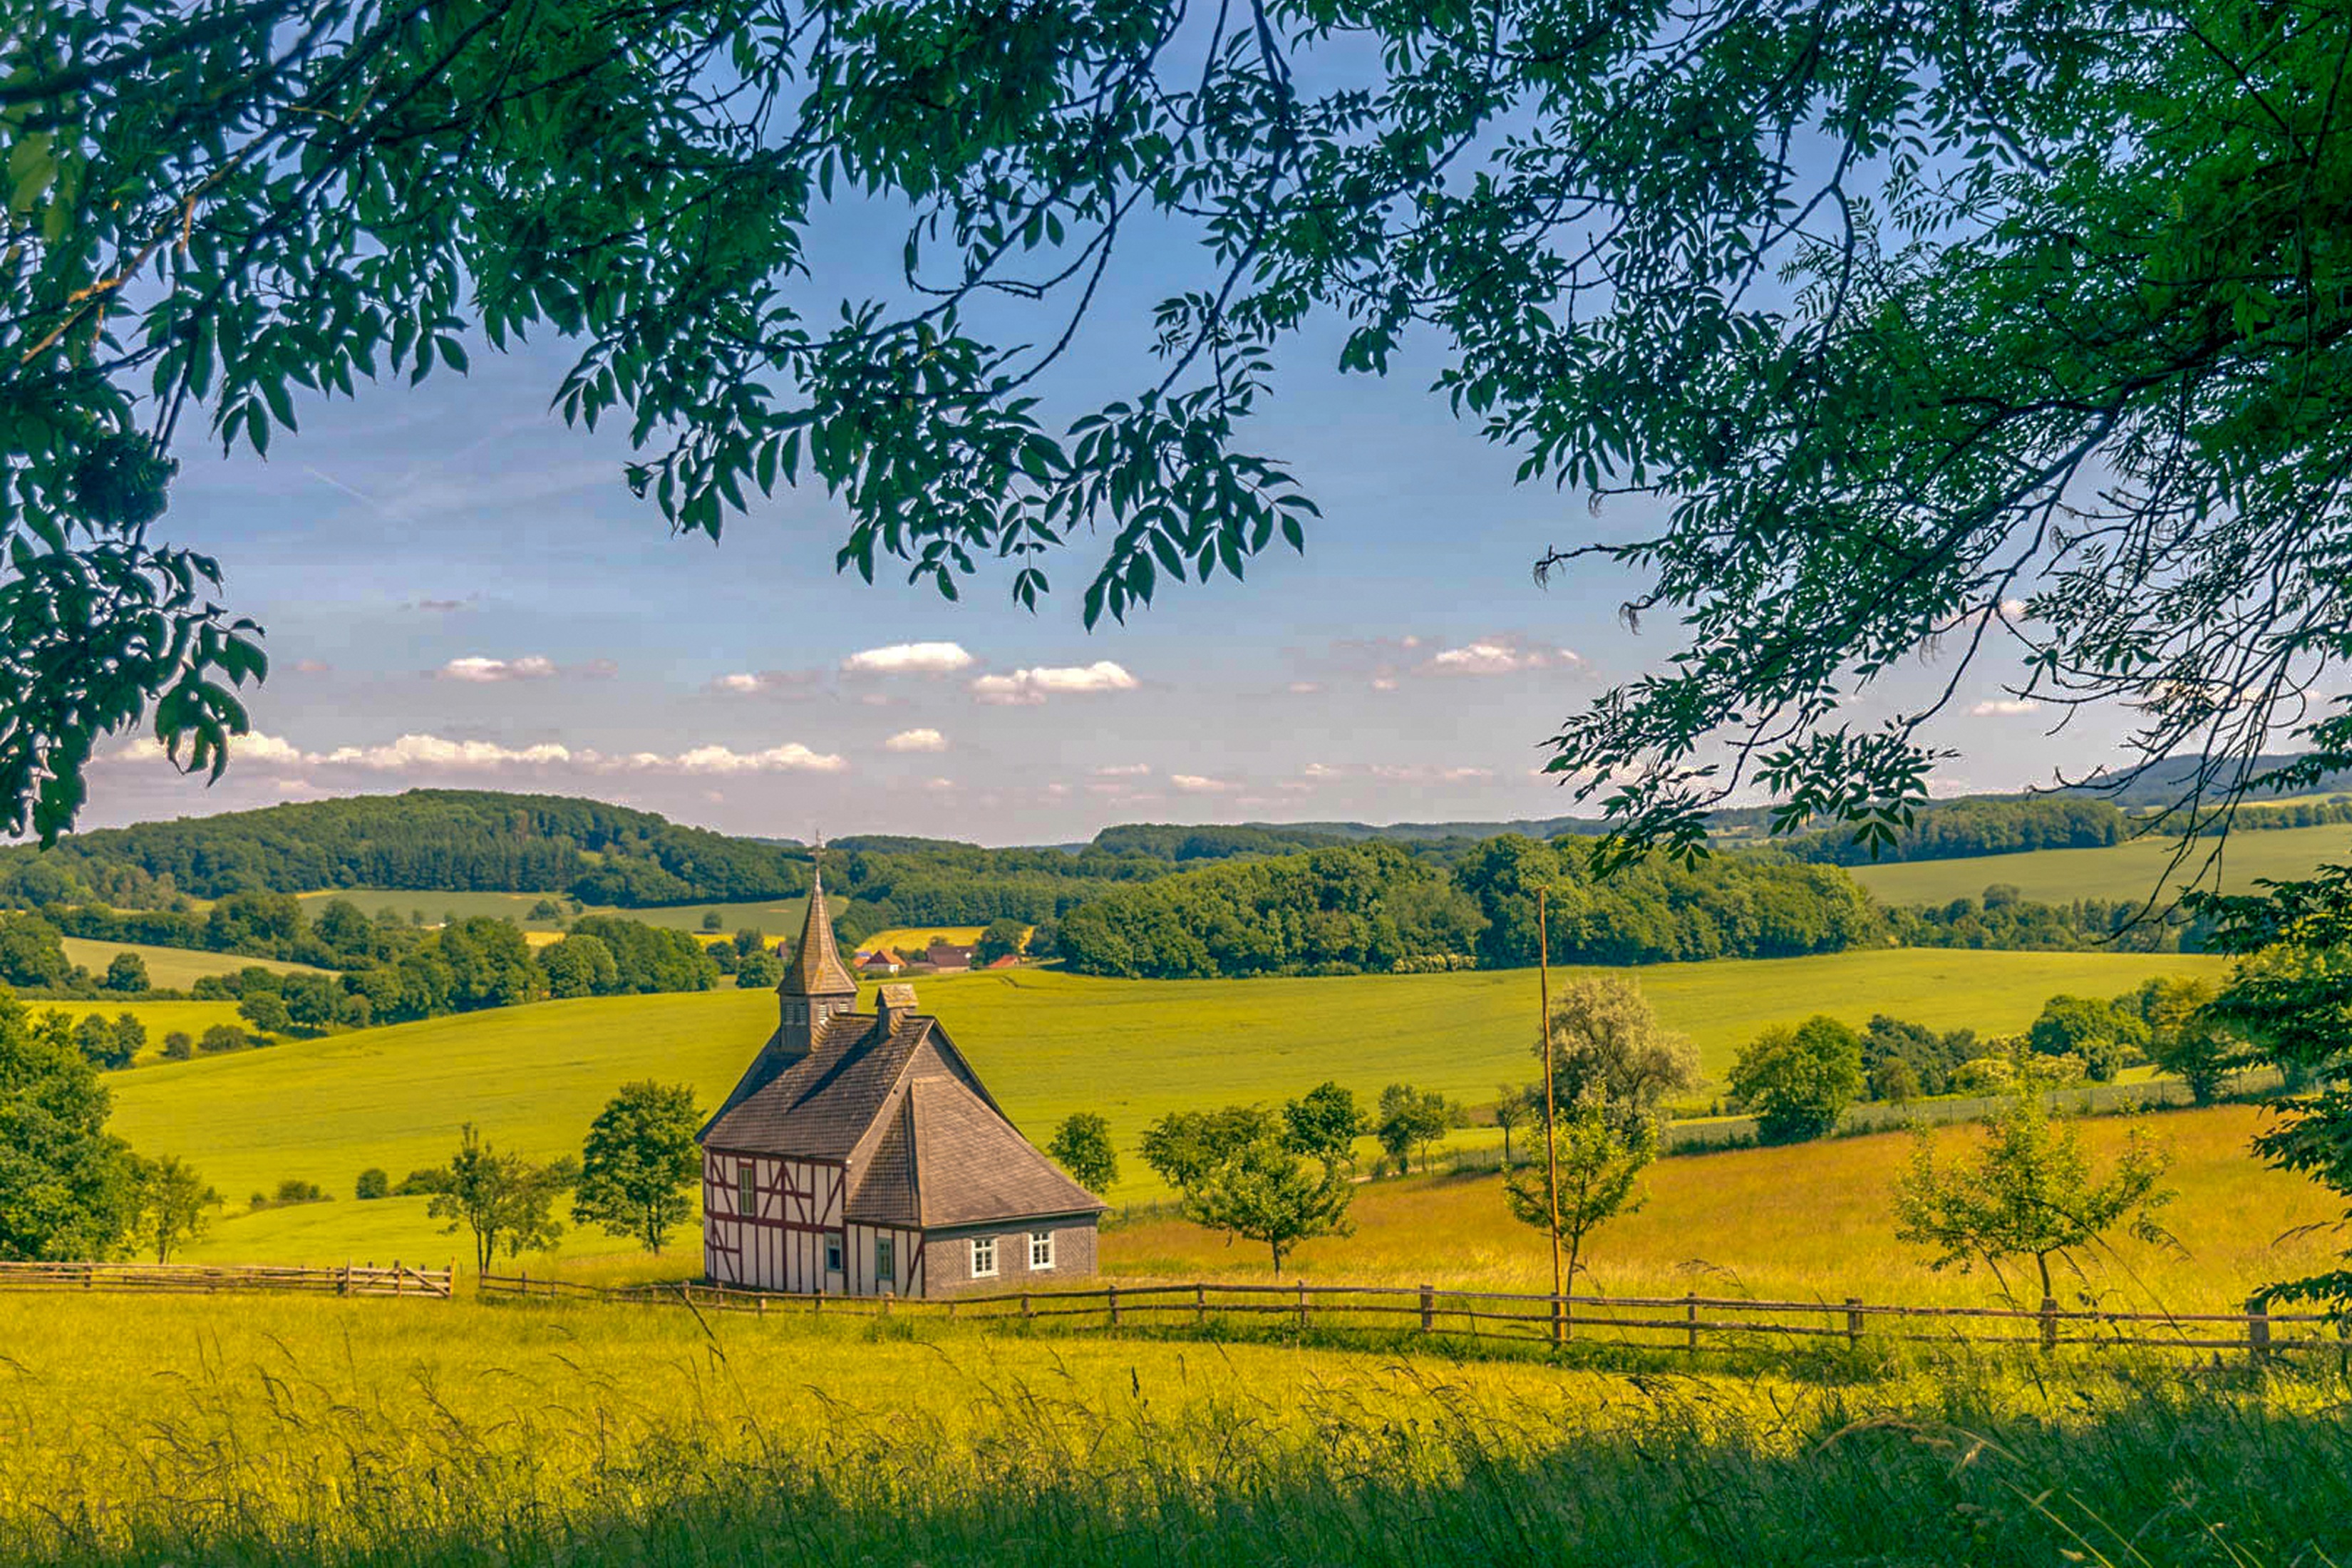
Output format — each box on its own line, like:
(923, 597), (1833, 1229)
(1848, 820), (2352, 905)
(1109, 1103), (2339, 1311)
(104, 947), (2229, 1262)
(58, 937), (326, 990)
(0, 1288), (2346, 1567)
(292, 886), (850, 937)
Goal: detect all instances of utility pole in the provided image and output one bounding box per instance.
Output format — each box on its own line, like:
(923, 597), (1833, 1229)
(1539, 886), (1562, 1345)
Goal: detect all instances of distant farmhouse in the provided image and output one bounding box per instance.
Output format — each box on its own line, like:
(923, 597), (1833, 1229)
(699, 872), (1104, 1296)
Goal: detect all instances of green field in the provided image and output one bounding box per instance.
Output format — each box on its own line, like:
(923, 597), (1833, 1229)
(9, 1290), (2346, 1567)
(36, 996), (252, 1049)
(1849, 820), (2352, 905)
(292, 886), (850, 938)
(59, 937), (326, 990)
(107, 947), (2227, 1263)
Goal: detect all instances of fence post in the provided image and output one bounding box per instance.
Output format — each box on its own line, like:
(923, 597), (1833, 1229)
(1420, 1283), (1433, 1332)
(1845, 1297), (1864, 1349)
(2039, 1296), (2059, 1353)
(341, 1259), (351, 1298)
(1109, 1285), (1121, 1327)
(2247, 1294), (2272, 1366)
(1686, 1292), (1699, 1353)
(1195, 1283), (1206, 1326)
(1297, 1280), (1309, 1333)
(1021, 1291), (1032, 1323)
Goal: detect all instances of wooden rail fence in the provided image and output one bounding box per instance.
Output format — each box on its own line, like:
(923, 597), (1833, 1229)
(0, 1259), (453, 1298)
(478, 1274), (2341, 1361)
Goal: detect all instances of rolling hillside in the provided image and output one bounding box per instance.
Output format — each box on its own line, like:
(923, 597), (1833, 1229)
(105, 947), (2229, 1263)
(58, 937), (328, 990)
(1847, 820), (2352, 905)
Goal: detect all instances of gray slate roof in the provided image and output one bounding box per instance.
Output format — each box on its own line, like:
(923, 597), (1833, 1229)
(703, 1009), (1106, 1228)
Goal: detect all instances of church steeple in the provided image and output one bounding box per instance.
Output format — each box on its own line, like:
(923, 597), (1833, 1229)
(776, 850), (857, 1058)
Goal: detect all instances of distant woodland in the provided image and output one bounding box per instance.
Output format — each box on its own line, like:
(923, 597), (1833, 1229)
(0, 789), (2222, 986)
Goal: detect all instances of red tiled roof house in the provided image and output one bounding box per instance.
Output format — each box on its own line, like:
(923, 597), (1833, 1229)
(699, 867), (1105, 1296)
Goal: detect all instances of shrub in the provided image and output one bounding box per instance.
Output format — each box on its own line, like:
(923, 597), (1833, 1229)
(160, 1031), (193, 1061)
(355, 1167), (391, 1200)
(198, 1024), (249, 1054)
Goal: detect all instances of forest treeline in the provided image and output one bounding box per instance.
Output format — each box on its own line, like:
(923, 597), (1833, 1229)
(0, 790), (2234, 982)
(1779, 798), (2126, 865)
(1051, 837), (2185, 979)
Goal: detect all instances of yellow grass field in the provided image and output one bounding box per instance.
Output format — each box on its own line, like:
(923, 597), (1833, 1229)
(15, 1285), (2343, 1567)
(58, 937), (326, 990)
(856, 924), (989, 954)
(1108, 1103), (2338, 1312)
(102, 947), (2230, 1264)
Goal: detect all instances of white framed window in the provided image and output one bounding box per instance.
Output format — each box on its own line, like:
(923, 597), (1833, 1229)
(875, 1234), (897, 1287)
(971, 1236), (998, 1278)
(736, 1161), (756, 1219)
(1029, 1230), (1056, 1271)
(825, 1235), (844, 1274)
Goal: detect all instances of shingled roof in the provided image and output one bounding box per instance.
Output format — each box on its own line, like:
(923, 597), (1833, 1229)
(702, 1001), (1107, 1227)
(780, 863), (857, 998)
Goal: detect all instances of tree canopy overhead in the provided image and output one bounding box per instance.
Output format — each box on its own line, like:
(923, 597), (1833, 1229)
(9, 0), (2347, 852)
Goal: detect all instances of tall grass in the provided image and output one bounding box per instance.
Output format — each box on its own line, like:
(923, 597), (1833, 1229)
(0, 1294), (2344, 1565)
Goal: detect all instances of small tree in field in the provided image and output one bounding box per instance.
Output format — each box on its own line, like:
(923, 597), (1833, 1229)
(133, 1154), (222, 1262)
(1048, 1112), (1120, 1193)
(1729, 1016), (1864, 1143)
(572, 1082), (703, 1254)
(1179, 1133), (1354, 1276)
(1504, 1105), (1656, 1312)
(1540, 976), (1699, 1129)
(1281, 1081), (1365, 1169)
(426, 1123), (569, 1272)
(1894, 1093), (2176, 1309)
(105, 951), (149, 993)
(1375, 1083), (1455, 1175)
(1492, 1085), (1530, 1168)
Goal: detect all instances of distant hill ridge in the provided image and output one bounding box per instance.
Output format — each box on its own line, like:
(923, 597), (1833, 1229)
(6, 763), (2342, 917)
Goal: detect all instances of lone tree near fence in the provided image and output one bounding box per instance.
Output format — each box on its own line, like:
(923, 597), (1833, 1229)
(426, 1124), (572, 1273)
(1179, 1130), (1355, 1278)
(572, 1081), (703, 1255)
(1894, 1093), (2176, 1310)
(132, 1154), (222, 1263)
(1047, 1112), (1120, 1195)
(1505, 1103), (1657, 1319)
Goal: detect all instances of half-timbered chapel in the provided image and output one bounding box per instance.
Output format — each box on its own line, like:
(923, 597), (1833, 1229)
(698, 868), (1105, 1297)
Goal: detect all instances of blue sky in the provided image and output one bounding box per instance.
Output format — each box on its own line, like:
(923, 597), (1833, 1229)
(82, 210), (2126, 846)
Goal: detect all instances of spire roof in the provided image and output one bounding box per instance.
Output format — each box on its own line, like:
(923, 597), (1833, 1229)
(780, 861), (857, 998)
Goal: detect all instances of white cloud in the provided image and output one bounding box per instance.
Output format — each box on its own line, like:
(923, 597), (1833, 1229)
(713, 673), (766, 693)
(1171, 773), (1235, 793)
(1287, 681), (1323, 695)
(1970, 698), (2041, 717)
(1425, 636), (1580, 677)
(1092, 763), (1152, 778)
(113, 729), (845, 776)
(971, 661), (1139, 706)
(622, 743), (846, 775)
(1371, 677), (1399, 692)
(885, 728), (947, 753)
(710, 669), (820, 696)
(438, 655), (558, 683)
(1301, 762), (1344, 780)
(320, 734), (577, 768)
(924, 776), (956, 792)
(842, 641), (976, 676)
